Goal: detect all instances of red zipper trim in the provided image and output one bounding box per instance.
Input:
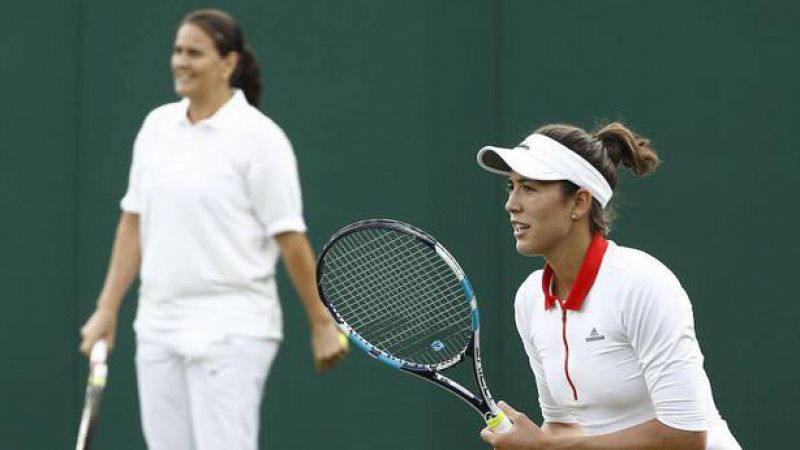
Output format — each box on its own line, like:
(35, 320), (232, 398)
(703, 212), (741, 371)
(560, 304), (578, 401)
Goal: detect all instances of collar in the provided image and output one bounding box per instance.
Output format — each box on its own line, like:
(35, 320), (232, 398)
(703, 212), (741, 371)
(177, 89), (247, 129)
(542, 233), (609, 311)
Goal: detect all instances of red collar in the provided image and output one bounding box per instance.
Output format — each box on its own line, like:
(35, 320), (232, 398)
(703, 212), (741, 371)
(542, 233), (609, 311)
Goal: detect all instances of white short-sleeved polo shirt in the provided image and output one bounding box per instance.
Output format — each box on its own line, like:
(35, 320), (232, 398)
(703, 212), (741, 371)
(515, 234), (741, 448)
(121, 90), (306, 340)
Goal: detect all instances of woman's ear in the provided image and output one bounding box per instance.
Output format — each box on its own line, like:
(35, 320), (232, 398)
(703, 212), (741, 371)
(572, 188), (593, 220)
(222, 51), (240, 81)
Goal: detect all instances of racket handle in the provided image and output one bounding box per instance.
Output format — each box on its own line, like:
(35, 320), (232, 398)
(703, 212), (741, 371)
(88, 340), (109, 388)
(90, 340), (108, 364)
(486, 411), (513, 433)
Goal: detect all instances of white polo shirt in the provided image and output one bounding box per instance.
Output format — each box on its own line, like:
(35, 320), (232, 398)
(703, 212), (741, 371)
(121, 90), (306, 340)
(515, 234), (741, 448)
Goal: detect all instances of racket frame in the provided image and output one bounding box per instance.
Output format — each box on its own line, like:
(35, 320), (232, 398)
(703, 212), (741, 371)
(317, 219), (509, 430)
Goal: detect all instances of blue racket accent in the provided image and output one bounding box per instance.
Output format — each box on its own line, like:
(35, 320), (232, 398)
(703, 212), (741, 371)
(431, 340), (446, 352)
(461, 278), (475, 300)
(471, 305), (480, 331)
(350, 333), (372, 354)
(350, 331), (405, 369)
(461, 278), (480, 331)
(377, 353), (404, 369)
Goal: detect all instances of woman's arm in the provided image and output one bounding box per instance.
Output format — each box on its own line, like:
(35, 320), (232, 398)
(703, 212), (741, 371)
(549, 419), (704, 449)
(542, 422), (583, 438)
(79, 212), (141, 354)
(481, 402), (705, 450)
(275, 231), (347, 372)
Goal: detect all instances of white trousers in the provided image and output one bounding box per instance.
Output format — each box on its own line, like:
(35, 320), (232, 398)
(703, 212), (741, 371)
(135, 332), (279, 450)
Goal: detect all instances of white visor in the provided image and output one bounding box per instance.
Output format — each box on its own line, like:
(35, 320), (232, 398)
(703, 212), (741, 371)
(476, 133), (613, 208)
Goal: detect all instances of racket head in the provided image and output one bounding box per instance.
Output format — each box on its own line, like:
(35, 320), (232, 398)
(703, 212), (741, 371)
(317, 219), (480, 372)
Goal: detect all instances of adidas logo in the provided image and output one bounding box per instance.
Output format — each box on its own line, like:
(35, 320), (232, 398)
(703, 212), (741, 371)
(585, 327), (606, 342)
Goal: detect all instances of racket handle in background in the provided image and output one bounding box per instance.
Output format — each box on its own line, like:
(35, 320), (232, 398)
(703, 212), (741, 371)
(486, 411), (513, 433)
(89, 340), (108, 387)
(75, 340), (109, 450)
(90, 340), (108, 364)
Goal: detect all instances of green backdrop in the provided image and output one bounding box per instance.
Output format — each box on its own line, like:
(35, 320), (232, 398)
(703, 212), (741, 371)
(1, 1), (796, 449)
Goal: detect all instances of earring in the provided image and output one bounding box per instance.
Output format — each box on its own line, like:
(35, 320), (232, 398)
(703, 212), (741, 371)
(571, 213), (578, 220)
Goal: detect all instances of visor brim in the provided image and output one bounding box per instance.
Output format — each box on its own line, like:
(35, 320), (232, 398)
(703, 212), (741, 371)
(477, 146), (565, 181)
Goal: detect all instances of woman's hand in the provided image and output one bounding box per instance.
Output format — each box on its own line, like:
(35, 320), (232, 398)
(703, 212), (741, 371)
(310, 317), (348, 372)
(480, 402), (551, 450)
(79, 306), (119, 355)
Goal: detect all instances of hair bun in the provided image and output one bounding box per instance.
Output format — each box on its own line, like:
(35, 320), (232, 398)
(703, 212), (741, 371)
(595, 122), (659, 176)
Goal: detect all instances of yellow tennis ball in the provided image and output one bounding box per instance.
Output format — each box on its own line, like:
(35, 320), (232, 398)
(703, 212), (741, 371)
(338, 332), (349, 349)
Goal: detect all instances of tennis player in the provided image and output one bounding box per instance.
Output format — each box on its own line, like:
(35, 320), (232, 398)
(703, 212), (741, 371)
(78, 9), (346, 450)
(477, 123), (741, 449)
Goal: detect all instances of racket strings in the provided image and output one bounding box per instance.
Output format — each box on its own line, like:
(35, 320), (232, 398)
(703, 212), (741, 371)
(327, 232), (437, 319)
(321, 228), (471, 366)
(326, 231), (454, 319)
(334, 244), (464, 332)
(327, 234), (461, 335)
(327, 230), (464, 325)
(400, 332), (470, 366)
(326, 269), (468, 364)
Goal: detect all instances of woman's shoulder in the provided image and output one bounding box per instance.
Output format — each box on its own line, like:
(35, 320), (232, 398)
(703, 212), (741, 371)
(130, 100), (186, 144)
(233, 102), (282, 133)
(150, 98), (186, 118)
(606, 242), (676, 279)
(236, 106), (293, 150)
(137, 99), (187, 130)
(605, 242), (686, 299)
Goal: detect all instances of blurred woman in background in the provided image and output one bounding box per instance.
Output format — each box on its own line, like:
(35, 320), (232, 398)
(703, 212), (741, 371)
(79, 9), (346, 450)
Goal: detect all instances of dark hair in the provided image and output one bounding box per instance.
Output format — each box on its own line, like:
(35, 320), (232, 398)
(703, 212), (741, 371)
(534, 122), (661, 237)
(181, 9), (262, 108)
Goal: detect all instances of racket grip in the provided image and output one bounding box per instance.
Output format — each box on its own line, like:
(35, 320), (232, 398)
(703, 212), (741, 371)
(88, 340), (109, 388)
(486, 412), (513, 433)
(90, 340), (108, 364)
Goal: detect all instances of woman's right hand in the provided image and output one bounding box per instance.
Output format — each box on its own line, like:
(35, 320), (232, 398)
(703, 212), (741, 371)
(79, 307), (119, 356)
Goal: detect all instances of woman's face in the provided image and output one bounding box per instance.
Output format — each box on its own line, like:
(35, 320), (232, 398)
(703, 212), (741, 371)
(171, 23), (234, 99)
(505, 172), (575, 256)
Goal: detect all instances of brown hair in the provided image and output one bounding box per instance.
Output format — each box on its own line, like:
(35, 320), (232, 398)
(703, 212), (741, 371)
(534, 122), (661, 236)
(181, 9), (262, 108)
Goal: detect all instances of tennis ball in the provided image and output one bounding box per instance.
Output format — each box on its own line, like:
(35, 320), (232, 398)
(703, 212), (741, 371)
(338, 332), (349, 349)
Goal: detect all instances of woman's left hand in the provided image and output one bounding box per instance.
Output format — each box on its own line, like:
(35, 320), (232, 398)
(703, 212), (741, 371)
(310, 317), (348, 372)
(480, 401), (551, 450)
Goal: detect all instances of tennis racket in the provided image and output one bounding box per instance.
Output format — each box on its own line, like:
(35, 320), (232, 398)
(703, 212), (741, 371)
(75, 340), (108, 450)
(316, 219), (512, 432)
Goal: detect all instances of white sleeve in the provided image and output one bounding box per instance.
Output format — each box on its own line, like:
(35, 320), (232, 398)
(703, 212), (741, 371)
(514, 284), (577, 424)
(246, 133), (307, 237)
(622, 271), (708, 432)
(120, 115), (150, 213)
